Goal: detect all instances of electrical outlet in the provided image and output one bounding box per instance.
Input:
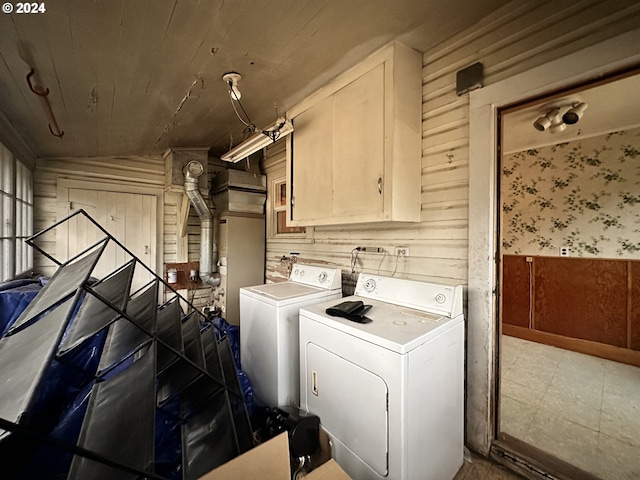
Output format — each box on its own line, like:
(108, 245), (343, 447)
(394, 247), (410, 258)
(560, 246), (569, 257)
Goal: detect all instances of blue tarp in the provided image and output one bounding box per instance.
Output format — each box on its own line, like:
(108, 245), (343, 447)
(0, 277), (106, 478)
(211, 317), (256, 420)
(0, 277), (47, 336)
(0, 279), (255, 478)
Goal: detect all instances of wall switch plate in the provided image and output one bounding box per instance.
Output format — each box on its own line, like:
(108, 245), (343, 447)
(560, 246), (569, 257)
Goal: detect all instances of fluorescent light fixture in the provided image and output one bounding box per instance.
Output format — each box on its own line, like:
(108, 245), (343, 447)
(221, 117), (293, 162)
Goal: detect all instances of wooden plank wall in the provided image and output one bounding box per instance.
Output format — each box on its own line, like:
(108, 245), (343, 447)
(262, 0), (640, 291)
(33, 154), (164, 273)
(263, 141), (468, 290)
(34, 155), (212, 311)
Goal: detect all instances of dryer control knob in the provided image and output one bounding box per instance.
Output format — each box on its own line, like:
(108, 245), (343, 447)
(435, 294), (446, 304)
(318, 272), (327, 282)
(364, 279), (376, 293)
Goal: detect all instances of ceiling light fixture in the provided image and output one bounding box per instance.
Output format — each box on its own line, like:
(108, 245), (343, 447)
(221, 116), (294, 162)
(222, 72), (242, 100)
(562, 102), (588, 125)
(220, 72), (294, 163)
(533, 101), (587, 133)
(533, 108), (561, 132)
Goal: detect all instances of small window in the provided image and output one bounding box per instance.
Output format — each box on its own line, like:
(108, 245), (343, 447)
(274, 180), (306, 235)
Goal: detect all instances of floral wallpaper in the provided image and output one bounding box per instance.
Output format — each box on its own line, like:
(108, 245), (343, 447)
(501, 126), (640, 258)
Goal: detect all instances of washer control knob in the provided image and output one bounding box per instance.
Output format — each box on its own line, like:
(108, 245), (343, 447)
(292, 268), (299, 276)
(364, 279), (376, 293)
(435, 294), (446, 304)
(318, 271), (327, 282)
(299, 269), (305, 277)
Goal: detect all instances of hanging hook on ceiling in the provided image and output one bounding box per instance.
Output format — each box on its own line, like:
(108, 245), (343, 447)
(26, 68), (64, 138)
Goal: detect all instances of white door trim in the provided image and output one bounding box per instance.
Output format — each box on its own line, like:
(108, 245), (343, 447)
(466, 27), (640, 454)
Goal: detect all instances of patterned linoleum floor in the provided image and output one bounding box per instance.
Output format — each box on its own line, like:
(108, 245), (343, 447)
(500, 335), (640, 480)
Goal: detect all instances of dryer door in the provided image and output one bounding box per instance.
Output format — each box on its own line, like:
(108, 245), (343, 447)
(305, 342), (388, 476)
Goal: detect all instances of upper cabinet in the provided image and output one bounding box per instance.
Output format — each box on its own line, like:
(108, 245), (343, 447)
(286, 41), (422, 226)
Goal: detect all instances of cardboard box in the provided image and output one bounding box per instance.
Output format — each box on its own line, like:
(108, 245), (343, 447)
(199, 432), (351, 480)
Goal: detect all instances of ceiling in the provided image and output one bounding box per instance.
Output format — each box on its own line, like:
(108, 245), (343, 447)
(0, 0), (512, 160)
(503, 72), (640, 154)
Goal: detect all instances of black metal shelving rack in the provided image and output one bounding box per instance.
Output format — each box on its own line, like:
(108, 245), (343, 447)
(0, 209), (253, 479)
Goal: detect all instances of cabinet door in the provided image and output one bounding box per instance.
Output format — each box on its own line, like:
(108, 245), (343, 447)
(291, 95), (334, 222)
(333, 63), (384, 217)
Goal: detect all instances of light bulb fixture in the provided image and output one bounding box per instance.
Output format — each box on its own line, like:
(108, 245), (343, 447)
(533, 108), (561, 132)
(562, 102), (588, 125)
(549, 121), (566, 133)
(221, 116), (294, 163)
(222, 72), (242, 100)
(533, 100), (588, 134)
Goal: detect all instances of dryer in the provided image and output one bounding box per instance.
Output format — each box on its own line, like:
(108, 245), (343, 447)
(299, 274), (464, 480)
(239, 265), (342, 408)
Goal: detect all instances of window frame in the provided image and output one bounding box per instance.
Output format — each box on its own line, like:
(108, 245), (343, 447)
(266, 176), (313, 242)
(1, 143), (33, 281)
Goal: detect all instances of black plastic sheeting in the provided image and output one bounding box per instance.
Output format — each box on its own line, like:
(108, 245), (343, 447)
(69, 343), (157, 479)
(96, 280), (159, 376)
(58, 261), (134, 356)
(212, 317), (256, 420)
(8, 246), (104, 335)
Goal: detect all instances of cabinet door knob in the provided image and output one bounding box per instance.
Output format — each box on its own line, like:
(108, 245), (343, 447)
(377, 177), (383, 194)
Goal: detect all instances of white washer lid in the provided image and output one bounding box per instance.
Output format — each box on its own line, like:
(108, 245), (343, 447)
(247, 282), (325, 300)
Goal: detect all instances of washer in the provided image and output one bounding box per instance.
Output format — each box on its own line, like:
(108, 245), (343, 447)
(240, 265), (342, 408)
(299, 273), (464, 480)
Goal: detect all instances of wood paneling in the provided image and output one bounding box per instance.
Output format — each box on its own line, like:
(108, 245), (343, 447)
(501, 255), (531, 329)
(33, 155), (164, 273)
(534, 257), (628, 347)
(631, 261), (640, 350)
(502, 256), (640, 362)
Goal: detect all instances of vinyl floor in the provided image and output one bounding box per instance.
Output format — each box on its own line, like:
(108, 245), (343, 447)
(499, 335), (640, 480)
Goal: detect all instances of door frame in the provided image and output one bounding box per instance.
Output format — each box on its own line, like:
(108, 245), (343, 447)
(466, 28), (640, 455)
(56, 178), (164, 277)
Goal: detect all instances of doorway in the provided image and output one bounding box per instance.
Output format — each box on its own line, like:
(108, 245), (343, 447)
(496, 70), (640, 479)
(466, 27), (640, 478)
(56, 181), (159, 292)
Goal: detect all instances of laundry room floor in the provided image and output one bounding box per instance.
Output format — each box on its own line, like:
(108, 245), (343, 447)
(454, 453), (524, 479)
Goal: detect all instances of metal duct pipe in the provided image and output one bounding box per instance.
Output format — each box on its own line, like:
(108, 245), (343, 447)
(184, 160), (220, 287)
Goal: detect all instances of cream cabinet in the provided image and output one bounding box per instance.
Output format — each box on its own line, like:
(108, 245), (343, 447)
(286, 41), (422, 226)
